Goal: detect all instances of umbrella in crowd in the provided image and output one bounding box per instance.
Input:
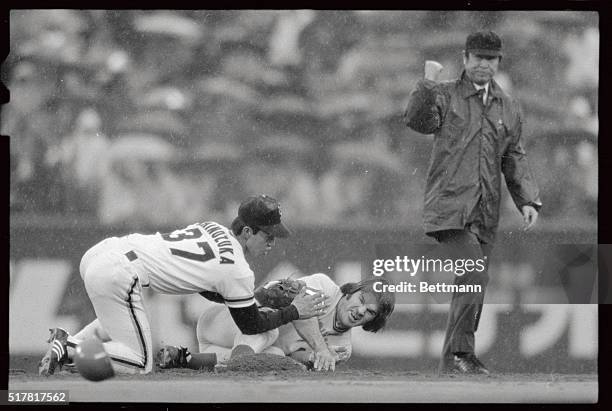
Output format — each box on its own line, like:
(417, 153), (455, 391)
(184, 141), (245, 163)
(330, 140), (404, 174)
(336, 37), (420, 83)
(13, 10), (87, 65)
(173, 141), (245, 175)
(315, 91), (396, 122)
(211, 10), (278, 47)
(418, 30), (467, 55)
(133, 11), (204, 43)
(108, 133), (177, 162)
(140, 87), (192, 111)
(528, 10), (593, 27)
(116, 109), (188, 139)
(254, 133), (315, 158)
(258, 93), (314, 117)
(219, 45), (289, 88)
(198, 76), (260, 106)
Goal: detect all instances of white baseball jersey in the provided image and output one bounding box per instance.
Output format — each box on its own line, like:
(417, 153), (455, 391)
(124, 221), (255, 308)
(274, 273), (352, 355)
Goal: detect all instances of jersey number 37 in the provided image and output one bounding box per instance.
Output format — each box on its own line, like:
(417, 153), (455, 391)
(161, 227), (215, 262)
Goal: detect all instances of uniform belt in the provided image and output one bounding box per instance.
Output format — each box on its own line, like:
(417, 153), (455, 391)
(125, 250), (138, 262)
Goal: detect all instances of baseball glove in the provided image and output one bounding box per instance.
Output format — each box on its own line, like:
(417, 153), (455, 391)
(254, 278), (308, 309)
(156, 345), (190, 369)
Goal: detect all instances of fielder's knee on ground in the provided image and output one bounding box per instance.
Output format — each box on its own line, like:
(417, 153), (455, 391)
(103, 340), (152, 374)
(80, 247), (153, 374)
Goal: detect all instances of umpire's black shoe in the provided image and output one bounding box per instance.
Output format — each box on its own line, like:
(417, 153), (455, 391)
(453, 353), (490, 375)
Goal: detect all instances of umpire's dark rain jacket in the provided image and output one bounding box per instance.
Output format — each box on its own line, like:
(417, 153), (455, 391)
(404, 71), (542, 243)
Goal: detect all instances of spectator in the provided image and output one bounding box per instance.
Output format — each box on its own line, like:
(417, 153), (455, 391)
(242, 141), (319, 223)
(98, 133), (178, 227)
(6, 59), (65, 212)
(58, 108), (110, 213)
(251, 134), (320, 223)
(319, 138), (404, 224)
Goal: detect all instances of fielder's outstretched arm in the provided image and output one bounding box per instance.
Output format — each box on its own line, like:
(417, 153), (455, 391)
(228, 291), (329, 335)
(229, 304), (298, 335)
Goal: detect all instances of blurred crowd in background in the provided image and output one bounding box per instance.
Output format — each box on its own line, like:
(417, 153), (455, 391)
(4, 10), (598, 229)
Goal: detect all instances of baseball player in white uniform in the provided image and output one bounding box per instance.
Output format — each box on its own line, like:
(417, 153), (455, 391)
(158, 274), (396, 371)
(38, 195), (328, 376)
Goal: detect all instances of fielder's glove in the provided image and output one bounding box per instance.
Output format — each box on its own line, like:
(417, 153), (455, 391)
(156, 345), (190, 369)
(254, 278), (308, 309)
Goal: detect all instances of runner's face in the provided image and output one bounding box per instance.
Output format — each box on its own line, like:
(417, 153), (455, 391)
(336, 290), (378, 328)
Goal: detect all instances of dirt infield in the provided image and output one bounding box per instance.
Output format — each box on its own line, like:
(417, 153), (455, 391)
(223, 352), (308, 372)
(9, 369), (597, 403)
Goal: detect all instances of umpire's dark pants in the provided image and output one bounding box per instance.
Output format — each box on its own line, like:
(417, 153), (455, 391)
(431, 229), (493, 372)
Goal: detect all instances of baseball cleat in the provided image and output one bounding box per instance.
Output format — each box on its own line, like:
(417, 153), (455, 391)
(452, 353), (490, 375)
(38, 328), (69, 376)
(156, 345), (190, 369)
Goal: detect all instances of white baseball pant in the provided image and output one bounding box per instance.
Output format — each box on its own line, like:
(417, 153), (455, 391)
(196, 304), (283, 363)
(73, 237), (153, 374)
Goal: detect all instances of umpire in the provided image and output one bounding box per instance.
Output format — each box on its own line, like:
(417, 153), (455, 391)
(404, 30), (542, 374)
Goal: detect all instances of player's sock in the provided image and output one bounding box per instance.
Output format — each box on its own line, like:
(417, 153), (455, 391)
(186, 353), (217, 371)
(230, 344), (255, 359)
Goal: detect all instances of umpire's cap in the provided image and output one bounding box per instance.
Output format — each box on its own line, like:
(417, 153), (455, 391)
(238, 194), (291, 238)
(465, 30), (503, 57)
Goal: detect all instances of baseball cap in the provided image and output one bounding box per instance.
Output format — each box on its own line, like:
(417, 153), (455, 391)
(238, 194), (291, 238)
(465, 30), (503, 57)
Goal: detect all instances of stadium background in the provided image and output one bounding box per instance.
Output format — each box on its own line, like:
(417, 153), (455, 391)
(6, 10), (597, 374)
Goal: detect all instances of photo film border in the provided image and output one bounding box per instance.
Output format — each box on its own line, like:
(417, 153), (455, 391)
(360, 243), (605, 305)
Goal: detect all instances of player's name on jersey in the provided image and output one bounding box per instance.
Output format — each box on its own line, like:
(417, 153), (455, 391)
(373, 281), (483, 294)
(200, 221), (236, 264)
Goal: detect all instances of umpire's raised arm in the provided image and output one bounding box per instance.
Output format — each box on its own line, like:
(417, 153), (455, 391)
(404, 60), (447, 134)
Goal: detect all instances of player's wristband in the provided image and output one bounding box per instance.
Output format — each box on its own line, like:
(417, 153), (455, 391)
(285, 304), (299, 321)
